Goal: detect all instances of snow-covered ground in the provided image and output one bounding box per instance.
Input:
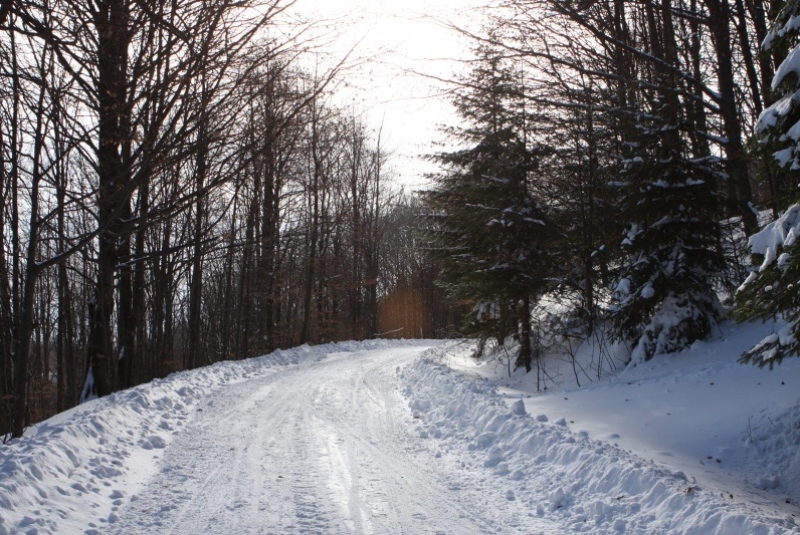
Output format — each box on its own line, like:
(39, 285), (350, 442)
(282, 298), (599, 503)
(2, 323), (800, 534)
(436, 319), (800, 511)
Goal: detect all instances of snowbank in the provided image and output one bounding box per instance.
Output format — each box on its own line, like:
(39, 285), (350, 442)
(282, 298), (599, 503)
(402, 343), (797, 534)
(4, 332), (799, 534)
(0, 339), (428, 535)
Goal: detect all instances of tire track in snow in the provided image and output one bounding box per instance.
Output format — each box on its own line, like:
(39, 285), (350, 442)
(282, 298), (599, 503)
(308, 348), (535, 534)
(109, 344), (552, 534)
(109, 366), (338, 534)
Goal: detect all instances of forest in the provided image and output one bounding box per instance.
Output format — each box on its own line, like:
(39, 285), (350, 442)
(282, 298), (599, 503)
(2, 0), (800, 441)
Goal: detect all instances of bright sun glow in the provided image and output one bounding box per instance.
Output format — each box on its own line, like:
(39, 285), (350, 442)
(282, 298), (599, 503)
(289, 0), (486, 189)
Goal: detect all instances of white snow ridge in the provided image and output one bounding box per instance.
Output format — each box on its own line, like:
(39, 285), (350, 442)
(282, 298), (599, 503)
(403, 343), (798, 534)
(1, 337), (799, 534)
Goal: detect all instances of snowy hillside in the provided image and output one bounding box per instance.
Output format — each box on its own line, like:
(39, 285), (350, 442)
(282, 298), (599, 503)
(1, 329), (800, 533)
(410, 320), (800, 533)
(438, 319), (800, 507)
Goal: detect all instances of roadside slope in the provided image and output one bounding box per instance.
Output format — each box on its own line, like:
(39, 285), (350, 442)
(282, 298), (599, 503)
(404, 340), (799, 534)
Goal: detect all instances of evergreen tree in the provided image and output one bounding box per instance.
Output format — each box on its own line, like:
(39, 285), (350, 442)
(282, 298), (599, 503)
(423, 43), (557, 371)
(538, 82), (622, 337)
(736, 0), (800, 366)
(609, 85), (726, 363)
(758, 0), (800, 210)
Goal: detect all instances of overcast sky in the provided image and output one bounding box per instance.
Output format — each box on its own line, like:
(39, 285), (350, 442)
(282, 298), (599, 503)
(288, 0), (487, 190)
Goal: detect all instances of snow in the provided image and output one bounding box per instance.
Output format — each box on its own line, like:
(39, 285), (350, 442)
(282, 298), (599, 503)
(434, 321), (800, 532)
(640, 282), (655, 299)
(758, 29), (800, 168)
(749, 324), (799, 364)
(757, 90), (800, 136)
(739, 271), (758, 292)
(3, 327), (800, 533)
(621, 223), (642, 247)
(614, 277), (631, 297)
(745, 204), (800, 274)
(0, 340), (430, 534)
(764, 15), (800, 51)
(786, 118), (800, 142)
(773, 45), (800, 91)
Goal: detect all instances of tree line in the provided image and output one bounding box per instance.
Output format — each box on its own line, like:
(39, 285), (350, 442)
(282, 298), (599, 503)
(10, 0), (797, 440)
(424, 0), (794, 377)
(0, 1), (459, 440)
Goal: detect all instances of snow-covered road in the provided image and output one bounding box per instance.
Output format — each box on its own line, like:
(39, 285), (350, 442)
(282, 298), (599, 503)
(107, 344), (545, 534)
(2, 339), (797, 534)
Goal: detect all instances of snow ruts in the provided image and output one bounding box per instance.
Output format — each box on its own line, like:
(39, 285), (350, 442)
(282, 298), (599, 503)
(3, 339), (797, 534)
(108, 343), (546, 534)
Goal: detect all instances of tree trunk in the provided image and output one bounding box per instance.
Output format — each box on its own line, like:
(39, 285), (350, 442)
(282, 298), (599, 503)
(516, 294), (532, 373)
(87, 0), (131, 397)
(11, 74), (48, 437)
(0, 69), (14, 435)
(705, 0), (758, 234)
(301, 107), (321, 344)
(187, 122), (207, 369)
(55, 110), (76, 410)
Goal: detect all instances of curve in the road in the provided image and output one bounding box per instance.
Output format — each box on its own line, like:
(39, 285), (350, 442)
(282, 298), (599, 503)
(109, 345), (552, 534)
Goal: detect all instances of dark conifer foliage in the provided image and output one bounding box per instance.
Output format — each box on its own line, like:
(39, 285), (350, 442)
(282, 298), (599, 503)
(536, 83), (622, 338)
(449, 0), (778, 366)
(424, 44), (557, 371)
(609, 116), (725, 362)
(735, 205), (800, 365)
(736, 0), (800, 366)
(604, 4), (727, 361)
